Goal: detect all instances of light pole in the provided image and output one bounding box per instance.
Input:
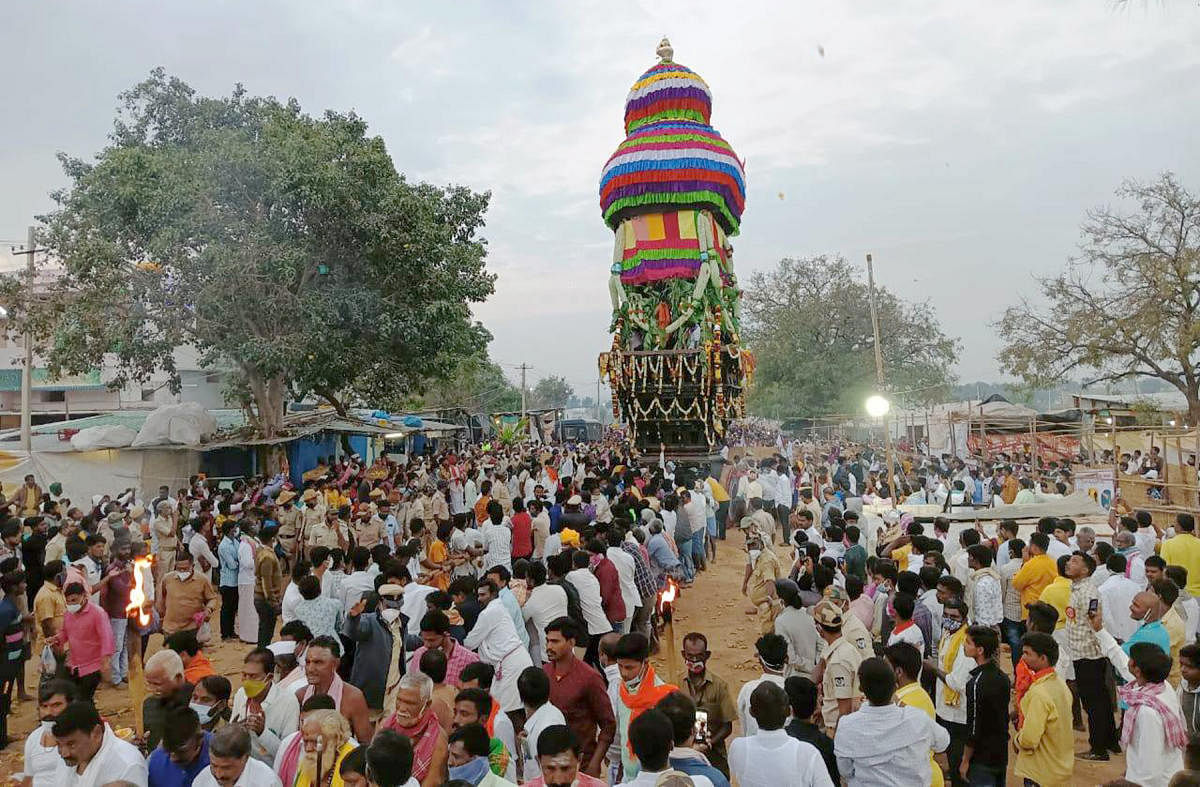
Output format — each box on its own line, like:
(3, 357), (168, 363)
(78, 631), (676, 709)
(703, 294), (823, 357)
(865, 253), (897, 502)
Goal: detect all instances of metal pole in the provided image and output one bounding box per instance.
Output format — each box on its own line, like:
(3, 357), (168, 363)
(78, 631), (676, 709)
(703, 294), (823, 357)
(865, 253), (897, 500)
(20, 225), (35, 453)
(520, 363), (528, 419)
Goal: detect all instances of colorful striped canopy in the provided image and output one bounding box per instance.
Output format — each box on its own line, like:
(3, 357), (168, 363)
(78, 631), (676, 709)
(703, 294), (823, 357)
(600, 57), (745, 235)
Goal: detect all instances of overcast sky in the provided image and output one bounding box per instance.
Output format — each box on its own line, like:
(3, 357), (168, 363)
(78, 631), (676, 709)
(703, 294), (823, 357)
(4, 1), (1200, 398)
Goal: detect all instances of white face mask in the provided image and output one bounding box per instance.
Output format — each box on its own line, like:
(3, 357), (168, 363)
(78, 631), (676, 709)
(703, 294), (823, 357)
(66, 603), (81, 614)
(40, 720), (54, 733)
(178, 571), (193, 582)
(381, 608), (402, 624)
(748, 549), (762, 564)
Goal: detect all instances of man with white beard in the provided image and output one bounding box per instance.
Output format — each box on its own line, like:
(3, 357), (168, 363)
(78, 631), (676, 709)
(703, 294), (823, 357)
(295, 709), (355, 787)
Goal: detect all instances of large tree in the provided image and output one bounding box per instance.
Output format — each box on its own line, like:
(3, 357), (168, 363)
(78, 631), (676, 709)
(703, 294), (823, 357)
(743, 256), (959, 419)
(3, 70), (494, 440)
(397, 353), (522, 414)
(528, 375), (574, 410)
(997, 173), (1200, 423)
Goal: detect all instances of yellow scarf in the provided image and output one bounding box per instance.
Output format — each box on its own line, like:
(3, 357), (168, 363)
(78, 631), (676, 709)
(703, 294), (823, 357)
(940, 626), (968, 707)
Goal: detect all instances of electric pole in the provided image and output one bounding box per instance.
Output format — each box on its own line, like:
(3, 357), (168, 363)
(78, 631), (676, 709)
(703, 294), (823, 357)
(866, 252), (897, 501)
(11, 226), (41, 453)
(519, 363), (529, 419)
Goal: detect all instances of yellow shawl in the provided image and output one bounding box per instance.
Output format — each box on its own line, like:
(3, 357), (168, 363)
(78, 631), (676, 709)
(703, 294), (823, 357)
(940, 626), (968, 707)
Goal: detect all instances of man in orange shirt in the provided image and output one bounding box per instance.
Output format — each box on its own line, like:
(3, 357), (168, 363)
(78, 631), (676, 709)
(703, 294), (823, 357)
(1012, 533), (1058, 621)
(166, 629), (216, 684)
(473, 480), (493, 526)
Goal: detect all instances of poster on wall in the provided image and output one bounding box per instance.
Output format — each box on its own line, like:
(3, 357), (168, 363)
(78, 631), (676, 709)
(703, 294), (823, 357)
(1074, 468), (1115, 510)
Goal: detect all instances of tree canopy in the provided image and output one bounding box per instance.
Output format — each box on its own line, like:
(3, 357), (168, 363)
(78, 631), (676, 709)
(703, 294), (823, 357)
(4, 69), (494, 438)
(743, 256), (959, 419)
(528, 375), (574, 410)
(997, 173), (1200, 423)
(396, 354), (522, 414)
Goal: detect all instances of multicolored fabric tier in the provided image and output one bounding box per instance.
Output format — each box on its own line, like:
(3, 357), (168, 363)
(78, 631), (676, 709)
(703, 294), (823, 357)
(600, 59), (746, 237)
(615, 209), (728, 285)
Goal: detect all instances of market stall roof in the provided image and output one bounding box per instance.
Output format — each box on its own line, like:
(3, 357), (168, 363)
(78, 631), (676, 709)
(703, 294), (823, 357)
(194, 409), (395, 451)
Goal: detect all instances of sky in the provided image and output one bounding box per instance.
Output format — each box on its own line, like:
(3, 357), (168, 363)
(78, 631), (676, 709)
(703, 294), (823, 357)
(4, 0), (1200, 399)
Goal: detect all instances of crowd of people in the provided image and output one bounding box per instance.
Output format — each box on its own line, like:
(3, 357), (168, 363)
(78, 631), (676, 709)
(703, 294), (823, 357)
(4, 435), (1200, 786)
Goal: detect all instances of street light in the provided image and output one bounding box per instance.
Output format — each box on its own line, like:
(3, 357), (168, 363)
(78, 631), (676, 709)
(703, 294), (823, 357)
(865, 395), (890, 419)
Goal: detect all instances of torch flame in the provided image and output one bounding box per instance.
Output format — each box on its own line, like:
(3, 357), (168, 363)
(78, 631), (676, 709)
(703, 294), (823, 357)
(656, 578), (679, 614)
(125, 556), (154, 626)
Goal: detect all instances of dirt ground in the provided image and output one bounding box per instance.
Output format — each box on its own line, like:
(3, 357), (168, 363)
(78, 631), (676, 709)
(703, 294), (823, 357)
(0, 537), (1129, 784)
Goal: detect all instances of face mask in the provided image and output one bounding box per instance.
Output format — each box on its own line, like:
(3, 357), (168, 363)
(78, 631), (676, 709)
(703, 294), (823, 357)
(448, 757), (491, 784)
(748, 549), (762, 563)
(942, 618), (963, 633)
(178, 571), (193, 582)
(66, 603), (82, 614)
(232, 529), (240, 539)
(40, 719), (55, 732)
(190, 702), (215, 724)
(381, 608), (402, 624)
(623, 666), (646, 693)
(242, 678), (269, 698)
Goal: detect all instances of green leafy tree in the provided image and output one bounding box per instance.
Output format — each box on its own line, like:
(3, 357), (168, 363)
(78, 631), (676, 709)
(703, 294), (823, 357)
(528, 375), (574, 410)
(2, 70), (494, 445)
(997, 173), (1200, 424)
(396, 354), (522, 413)
(743, 256), (959, 419)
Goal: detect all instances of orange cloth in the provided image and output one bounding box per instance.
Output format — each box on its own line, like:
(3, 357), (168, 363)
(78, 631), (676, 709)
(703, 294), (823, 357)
(618, 664), (677, 752)
(184, 650), (216, 684)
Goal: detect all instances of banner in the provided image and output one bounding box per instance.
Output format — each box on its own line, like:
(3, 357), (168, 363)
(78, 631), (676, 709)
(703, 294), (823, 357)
(966, 432), (1080, 463)
(1074, 468), (1115, 510)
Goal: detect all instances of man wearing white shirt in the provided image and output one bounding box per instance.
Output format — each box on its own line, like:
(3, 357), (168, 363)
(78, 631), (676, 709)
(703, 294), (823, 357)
(619, 708), (714, 787)
(229, 648), (300, 764)
(1098, 553), (1142, 642)
(730, 681), (834, 787)
(399, 571), (438, 639)
(1115, 531), (1149, 587)
(994, 520), (1019, 570)
(834, 657), (950, 787)
(193, 723), (283, 787)
(464, 578), (535, 712)
(480, 503), (513, 573)
(52, 702), (148, 787)
(522, 563), (569, 662)
(339, 547), (376, 615)
(737, 634), (789, 737)
(517, 668), (568, 782)
(606, 535), (641, 634)
(567, 553), (614, 663)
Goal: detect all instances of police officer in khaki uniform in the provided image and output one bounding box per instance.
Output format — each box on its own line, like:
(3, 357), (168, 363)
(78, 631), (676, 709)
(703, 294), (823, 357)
(742, 527), (783, 634)
(813, 598), (863, 736)
(824, 585), (874, 662)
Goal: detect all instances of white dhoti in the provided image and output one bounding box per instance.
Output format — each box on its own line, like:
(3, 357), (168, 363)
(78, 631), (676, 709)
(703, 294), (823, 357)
(493, 646), (535, 712)
(236, 583), (259, 643)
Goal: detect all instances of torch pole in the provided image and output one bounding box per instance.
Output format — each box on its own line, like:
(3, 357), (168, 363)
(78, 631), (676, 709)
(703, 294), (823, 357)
(663, 603), (680, 681)
(128, 616), (145, 736)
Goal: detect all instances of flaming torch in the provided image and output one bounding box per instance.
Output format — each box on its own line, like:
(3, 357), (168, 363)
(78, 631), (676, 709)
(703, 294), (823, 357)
(125, 555), (154, 736)
(656, 578), (680, 679)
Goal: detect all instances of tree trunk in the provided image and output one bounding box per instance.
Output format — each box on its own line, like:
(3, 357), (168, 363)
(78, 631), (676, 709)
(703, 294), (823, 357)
(1189, 397), (1200, 430)
(245, 368), (288, 473)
